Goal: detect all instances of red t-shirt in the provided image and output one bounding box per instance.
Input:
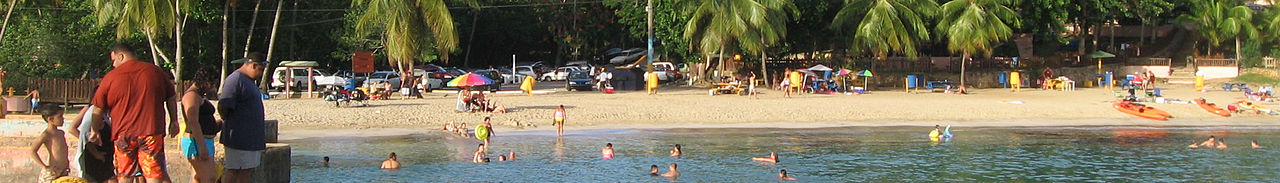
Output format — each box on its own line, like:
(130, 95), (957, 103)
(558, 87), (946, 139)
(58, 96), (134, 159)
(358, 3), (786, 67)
(92, 60), (175, 140)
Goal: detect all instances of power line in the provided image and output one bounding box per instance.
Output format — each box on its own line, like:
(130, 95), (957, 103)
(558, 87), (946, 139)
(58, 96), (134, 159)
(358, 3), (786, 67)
(12, 0), (627, 12)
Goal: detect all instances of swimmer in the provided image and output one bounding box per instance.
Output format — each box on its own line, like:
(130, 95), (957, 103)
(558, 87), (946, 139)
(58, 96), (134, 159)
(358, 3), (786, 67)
(483, 158), (491, 163)
(1199, 136), (1217, 147)
(660, 163), (679, 179)
(498, 155), (507, 162)
(472, 144), (487, 163)
(323, 156), (330, 167)
(602, 143), (615, 159)
(1188, 141), (1199, 149)
(381, 152), (401, 169)
(753, 152), (779, 163)
(508, 152), (517, 161)
(669, 144), (682, 157)
(649, 165), (660, 176)
(778, 169), (797, 181)
(928, 125), (941, 138)
(1253, 140), (1263, 149)
(1216, 138), (1228, 149)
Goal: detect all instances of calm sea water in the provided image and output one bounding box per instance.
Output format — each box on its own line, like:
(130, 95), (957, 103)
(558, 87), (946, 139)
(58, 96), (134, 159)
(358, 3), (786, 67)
(287, 126), (1280, 182)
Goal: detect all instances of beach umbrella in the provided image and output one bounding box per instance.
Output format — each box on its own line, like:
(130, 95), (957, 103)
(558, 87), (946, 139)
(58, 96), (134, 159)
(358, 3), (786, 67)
(796, 69), (814, 74)
(857, 70), (874, 77)
(859, 70), (874, 91)
(807, 64), (833, 71)
(836, 69), (853, 76)
(447, 72), (495, 87)
(1088, 50), (1116, 74)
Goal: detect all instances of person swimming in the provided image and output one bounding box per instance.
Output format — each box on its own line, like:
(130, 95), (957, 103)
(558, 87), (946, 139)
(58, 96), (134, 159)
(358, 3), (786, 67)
(649, 165), (660, 176)
(660, 163), (679, 179)
(778, 169), (797, 181)
(473, 144), (487, 163)
(1199, 136), (1218, 147)
(508, 152), (517, 161)
(753, 152), (779, 163)
(323, 156), (330, 167)
(1188, 141), (1199, 149)
(602, 143), (615, 159)
(498, 155), (507, 161)
(670, 144), (682, 157)
(1216, 138), (1228, 149)
(928, 125), (942, 139)
(381, 152), (401, 169)
(1253, 140), (1263, 149)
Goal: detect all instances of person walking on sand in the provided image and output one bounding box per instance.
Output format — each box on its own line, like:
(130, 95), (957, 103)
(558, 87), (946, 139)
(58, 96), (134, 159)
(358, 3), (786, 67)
(180, 74), (222, 183)
(753, 152), (779, 163)
(31, 105), (69, 183)
(602, 143), (615, 159)
(646, 70), (659, 95)
(554, 105), (566, 136)
(749, 72), (758, 99)
(87, 43), (181, 183)
(782, 68), (793, 98)
(381, 152), (401, 169)
(218, 52), (269, 183)
(1010, 71), (1021, 92)
(26, 87), (40, 113)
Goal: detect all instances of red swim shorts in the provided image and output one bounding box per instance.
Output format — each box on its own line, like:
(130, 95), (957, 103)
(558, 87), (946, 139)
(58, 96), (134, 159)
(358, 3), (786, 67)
(114, 135), (166, 179)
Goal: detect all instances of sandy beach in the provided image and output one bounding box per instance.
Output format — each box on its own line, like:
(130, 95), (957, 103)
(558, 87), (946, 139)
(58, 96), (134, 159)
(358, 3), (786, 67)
(266, 83), (1280, 137)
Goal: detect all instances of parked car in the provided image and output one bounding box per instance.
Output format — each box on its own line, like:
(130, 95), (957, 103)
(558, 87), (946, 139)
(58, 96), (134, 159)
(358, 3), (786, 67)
(418, 74), (444, 92)
(541, 66), (584, 81)
(471, 70), (504, 92)
(652, 61), (682, 81)
(271, 68), (348, 90)
(565, 61), (597, 76)
(365, 71), (403, 90)
(514, 66), (539, 80)
(565, 70), (594, 91)
(495, 69), (524, 84)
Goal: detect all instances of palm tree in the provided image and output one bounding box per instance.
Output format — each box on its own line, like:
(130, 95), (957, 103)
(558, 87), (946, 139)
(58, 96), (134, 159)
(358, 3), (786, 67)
(1178, 0), (1257, 62)
(679, 0), (765, 79)
(90, 0), (189, 80)
(352, 0), (460, 71)
(740, 0), (796, 87)
(831, 0), (938, 59)
(935, 0), (1019, 88)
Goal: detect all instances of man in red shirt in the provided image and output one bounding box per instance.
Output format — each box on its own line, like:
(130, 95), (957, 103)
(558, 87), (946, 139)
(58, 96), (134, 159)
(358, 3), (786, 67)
(87, 43), (180, 183)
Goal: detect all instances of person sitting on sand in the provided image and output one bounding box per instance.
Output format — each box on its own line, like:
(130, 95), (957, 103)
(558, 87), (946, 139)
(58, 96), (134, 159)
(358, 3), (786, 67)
(381, 152), (401, 169)
(753, 152), (779, 163)
(1199, 136), (1218, 147)
(661, 163), (679, 179)
(472, 144), (487, 163)
(779, 169), (797, 181)
(649, 165), (660, 176)
(670, 144), (682, 157)
(1216, 138), (1228, 149)
(602, 143), (615, 160)
(492, 104), (506, 114)
(1253, 140), (1263, 149)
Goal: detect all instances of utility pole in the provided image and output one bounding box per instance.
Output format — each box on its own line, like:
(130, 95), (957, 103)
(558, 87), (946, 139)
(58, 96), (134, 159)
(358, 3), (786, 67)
(645, 0), (654, 72)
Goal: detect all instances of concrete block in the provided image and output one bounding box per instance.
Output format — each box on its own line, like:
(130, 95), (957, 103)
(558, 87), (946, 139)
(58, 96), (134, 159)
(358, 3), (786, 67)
(252, 143), (291, 183)
(264, 120), (278, 143)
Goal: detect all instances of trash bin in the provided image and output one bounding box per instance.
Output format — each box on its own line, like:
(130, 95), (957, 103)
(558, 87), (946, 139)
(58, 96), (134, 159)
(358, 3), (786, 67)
(906, 75), (919, 88)
(998, 72), (1009, 88)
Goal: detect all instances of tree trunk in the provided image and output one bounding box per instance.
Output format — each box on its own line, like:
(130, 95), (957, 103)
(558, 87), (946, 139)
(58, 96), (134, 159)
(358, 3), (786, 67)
(174, 0), (185, 82)
(262, 0), (284, 92)
(717, 44), (725, 79)
(220, 1), (229, 93)
(1139, 23), (1146, 45)
(960, 51), (968, 88)
(242, 0), (263, 58)
(0, 0), (17, 43)
(1235, 37), (1242, 67)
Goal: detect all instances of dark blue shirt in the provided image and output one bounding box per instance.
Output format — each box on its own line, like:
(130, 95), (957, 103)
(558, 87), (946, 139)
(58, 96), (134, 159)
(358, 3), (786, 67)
(219, 71), (266, 151)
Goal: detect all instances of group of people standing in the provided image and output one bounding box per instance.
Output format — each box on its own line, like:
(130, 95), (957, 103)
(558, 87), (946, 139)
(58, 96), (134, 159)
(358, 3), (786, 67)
(29, 43), (268, 183)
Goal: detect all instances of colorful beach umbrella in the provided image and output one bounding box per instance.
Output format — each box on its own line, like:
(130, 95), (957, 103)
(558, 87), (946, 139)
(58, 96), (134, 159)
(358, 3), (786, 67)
(859, 70), (874, 91)
(857, 70), (874, 77)
(447, 72), (494, 87)
(837, 69), (853, 76)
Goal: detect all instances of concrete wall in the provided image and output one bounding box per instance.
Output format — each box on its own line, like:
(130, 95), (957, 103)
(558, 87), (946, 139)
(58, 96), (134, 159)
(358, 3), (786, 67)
(1198, 66), (1239, 79)
(253, 143), (292, 183)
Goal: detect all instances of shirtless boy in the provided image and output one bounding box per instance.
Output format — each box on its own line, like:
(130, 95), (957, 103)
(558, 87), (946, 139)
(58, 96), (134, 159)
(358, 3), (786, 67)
(661, 163), (679, 179)
(669, 144), (682, 157)
(778, 169), (797, 181)
(381, 152), (401, 169)
(30, 105), (68, 182)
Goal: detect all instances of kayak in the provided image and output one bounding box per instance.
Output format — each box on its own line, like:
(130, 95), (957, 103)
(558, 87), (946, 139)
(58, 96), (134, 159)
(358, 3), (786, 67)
(1194, 98), (1231, 117)
(1114, 101), (1170, 120)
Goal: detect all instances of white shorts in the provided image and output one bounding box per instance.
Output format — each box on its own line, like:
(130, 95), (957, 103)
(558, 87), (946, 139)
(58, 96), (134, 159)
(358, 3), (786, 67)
(223, 147), (262, 169)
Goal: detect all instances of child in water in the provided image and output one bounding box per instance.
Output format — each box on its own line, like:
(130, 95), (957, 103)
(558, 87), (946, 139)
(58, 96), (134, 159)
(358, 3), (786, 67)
(669, 144), (682, 157)
(752, 152), (779, 163)
(601, 143), (615, 159)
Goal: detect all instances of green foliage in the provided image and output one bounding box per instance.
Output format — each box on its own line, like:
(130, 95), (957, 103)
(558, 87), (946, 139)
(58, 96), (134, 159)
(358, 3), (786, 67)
(1232, 73), (1280, 85)
(832, 0), (938, 58)
(89, 0), (183, 40)
(936, 0), (1020, 57)
(605, 0), (695, 62)
(1178, 0), (1257, 50)
(1, 0), (118, 90)
(351, 0), (459, 68)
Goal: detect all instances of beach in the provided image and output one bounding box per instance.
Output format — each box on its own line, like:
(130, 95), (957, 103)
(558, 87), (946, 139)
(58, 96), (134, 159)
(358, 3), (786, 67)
(267, 84), (1280, 137)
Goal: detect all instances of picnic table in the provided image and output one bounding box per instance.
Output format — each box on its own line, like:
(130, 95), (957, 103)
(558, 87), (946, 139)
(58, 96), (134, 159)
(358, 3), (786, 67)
(709, 82), (746, 96)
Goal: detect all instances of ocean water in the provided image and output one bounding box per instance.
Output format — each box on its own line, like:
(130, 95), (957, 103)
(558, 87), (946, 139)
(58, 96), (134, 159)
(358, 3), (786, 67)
(287, 126), (1280, 182)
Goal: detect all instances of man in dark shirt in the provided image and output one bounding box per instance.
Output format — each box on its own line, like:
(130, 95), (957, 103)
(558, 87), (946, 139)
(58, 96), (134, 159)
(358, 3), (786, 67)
(219, 52), (268, 183)
(87, 43), (180, 183)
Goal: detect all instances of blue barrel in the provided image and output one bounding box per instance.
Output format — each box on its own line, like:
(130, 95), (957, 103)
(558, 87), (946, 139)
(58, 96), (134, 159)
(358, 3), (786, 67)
(906, 75), (919, 88)
(998, 72), (1009, 88)
(1103, 72), (1114, 86)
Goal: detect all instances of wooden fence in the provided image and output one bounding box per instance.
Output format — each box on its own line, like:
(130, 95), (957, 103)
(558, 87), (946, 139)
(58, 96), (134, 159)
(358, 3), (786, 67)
(26, 78), (217, 105)
(1195, 58), (1237, 67)
(1265, 57), (1276, 68)
(1126, 58), (1172, 66)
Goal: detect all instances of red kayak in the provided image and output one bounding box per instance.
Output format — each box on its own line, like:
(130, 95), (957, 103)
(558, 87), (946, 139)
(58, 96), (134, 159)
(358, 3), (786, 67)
(1194, 98), (1231, 117)
(1114, 101), (1170, 120)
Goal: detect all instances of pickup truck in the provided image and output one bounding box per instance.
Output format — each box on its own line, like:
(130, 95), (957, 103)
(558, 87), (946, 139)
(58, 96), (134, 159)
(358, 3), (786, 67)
(271, 68), (348, 90)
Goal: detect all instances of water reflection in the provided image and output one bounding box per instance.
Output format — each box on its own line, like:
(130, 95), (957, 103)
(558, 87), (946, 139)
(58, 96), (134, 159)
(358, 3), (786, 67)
(288, 126), (1280, 182)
